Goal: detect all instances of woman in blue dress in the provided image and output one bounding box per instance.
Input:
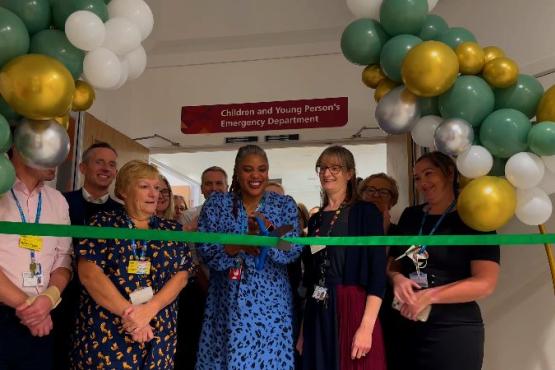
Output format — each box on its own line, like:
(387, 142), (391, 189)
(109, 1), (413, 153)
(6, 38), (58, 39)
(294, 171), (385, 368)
(196, 145), (302, 370)
(70, 161), (193, 370)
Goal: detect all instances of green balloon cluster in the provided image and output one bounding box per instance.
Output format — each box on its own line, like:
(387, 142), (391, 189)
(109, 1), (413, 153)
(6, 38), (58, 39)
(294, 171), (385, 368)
(528, 121), (555, 156)
(0, 95), (20, 122)
(494, 74), (544, 118)
(0, 7), (30, 68)
(419, 97), (439, 116)
(30, 30), (85, 80)
(380, 35), (422, 82)
(480, 109), (531, 158)
(341, 19), (388, 66)
(419, 15), (448, 41)
(0, 0), (50, 35)
(439, 76), (495, 127)
(0, 114), (11, 153)
(52, 0), (108, 31)
(380, 0), (428, 36)
(439, 27), (477, 49)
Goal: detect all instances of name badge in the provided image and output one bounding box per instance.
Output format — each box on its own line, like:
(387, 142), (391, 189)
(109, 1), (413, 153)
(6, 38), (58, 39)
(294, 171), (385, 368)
(129, 286), (154, 305)
(22, 272), (44, 287)
(127, 260), (151, 275)
(228, 266), (243, 281)
(19, 236), (43, 252)
(409, 272), (429, 288)
(312, 285), (328, 301)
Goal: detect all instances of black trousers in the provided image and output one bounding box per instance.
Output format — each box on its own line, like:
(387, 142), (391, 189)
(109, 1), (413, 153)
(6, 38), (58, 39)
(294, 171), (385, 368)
(0, 306), (53, 370)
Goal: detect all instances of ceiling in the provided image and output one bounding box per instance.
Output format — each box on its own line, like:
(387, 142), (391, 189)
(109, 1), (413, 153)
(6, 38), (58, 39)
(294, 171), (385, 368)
(89, 0), (555, 152)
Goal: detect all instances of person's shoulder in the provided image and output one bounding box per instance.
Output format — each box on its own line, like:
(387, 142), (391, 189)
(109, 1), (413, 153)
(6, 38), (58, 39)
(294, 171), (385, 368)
(154, 216), (182, 231)
(203, 191), (232, 209)
(352, 200), (380, 214)
(400, 204), (425, 218)
(43, 184), (69, 206)
(62, 189), (81, 199)
(91, 208), (124, 226)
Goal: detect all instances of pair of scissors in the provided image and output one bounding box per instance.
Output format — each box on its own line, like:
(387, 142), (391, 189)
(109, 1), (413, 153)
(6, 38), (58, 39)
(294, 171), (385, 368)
(253, 216), (293, 270)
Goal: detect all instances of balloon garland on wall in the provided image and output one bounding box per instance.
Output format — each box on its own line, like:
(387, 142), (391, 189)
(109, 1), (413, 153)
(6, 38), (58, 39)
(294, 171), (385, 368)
(0, 0), (154, 194)
(342, 0), (555, 231)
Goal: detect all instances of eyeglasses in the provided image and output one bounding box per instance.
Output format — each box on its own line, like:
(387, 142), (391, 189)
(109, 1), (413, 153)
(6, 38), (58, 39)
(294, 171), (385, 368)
(176, 206), (186, 212)
(315, 165), (344, 175)
(363, 187), (392, 198)
(159, 189), (171, 197)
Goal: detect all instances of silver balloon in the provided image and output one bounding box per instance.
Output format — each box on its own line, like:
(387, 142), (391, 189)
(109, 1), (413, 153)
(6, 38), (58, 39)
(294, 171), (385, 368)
(434, 118), (474, 156)
(14, 119), (70, 169)
(375, 86), (421, 135)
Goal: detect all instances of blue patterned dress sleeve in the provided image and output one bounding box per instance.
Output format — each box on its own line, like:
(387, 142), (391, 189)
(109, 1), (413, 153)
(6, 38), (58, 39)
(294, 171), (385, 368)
(266, 195), (303, 264)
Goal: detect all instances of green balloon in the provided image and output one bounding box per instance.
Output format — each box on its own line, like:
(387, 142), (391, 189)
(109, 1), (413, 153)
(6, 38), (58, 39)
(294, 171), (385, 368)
(419, 97), (439, 116)
(0, 153), (15, 194)
(473, 127), (481, 145)
(0, 95), (20, 121)
(0, 114), (11, 153)
(438, 27), (477, 49)
(419, 15), (449, 41)
(0, 7), (30, 67)
(0, 0), (50, 35)
(30, 29), (84, 80)
(52, 0), (108, 30)
(439, 76), (495, 127)
(380, 34), (422, 82)
(488, 156), (507, 176)
(494, 74), (544, 119)
(341, 19), (388, 66)
(480, 109), (531, 158)
(528, 121), (555, 156)
(380, 0), (428, 36)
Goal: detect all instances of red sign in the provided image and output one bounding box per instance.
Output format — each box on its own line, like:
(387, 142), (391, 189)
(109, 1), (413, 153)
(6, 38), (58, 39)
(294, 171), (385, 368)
(181, 97), (348, 134)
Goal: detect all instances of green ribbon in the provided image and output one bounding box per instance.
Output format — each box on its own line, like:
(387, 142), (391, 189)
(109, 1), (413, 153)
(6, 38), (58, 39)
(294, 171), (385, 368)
(0, 221), (554, 246)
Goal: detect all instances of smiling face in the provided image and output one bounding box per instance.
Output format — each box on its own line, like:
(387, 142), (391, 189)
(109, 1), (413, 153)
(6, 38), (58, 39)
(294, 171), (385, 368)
(80, 147), (117, 191)
(317, 154), (353, 198)
(236, 153), (269, 199)
(121, 177), (160, 220)
(360, 176), (395, 213)
(156, 178), (171, 214)
(414, 158), (454, 206)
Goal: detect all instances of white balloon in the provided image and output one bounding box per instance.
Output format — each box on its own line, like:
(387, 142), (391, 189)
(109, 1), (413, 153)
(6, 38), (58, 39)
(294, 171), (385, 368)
(515, 187), (553, 225)
(123, 45), (147, 80)
(411, 115), (441, 148)
(346, 0), (439, 18)
(83, 48), (122, 90)
(102, 17), (142, 56)
(538, 168), (555, 195)
(108, 58), (129, 90)
(108, 0), (154, 40)
(505, 152), (545, 189)
(543, 155), (555, 172)
(65, 11), (106, 51)
(456, 145), (493, 179)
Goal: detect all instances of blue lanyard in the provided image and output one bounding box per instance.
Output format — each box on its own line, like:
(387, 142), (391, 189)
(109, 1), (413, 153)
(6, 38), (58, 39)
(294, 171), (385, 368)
(417, 200), (456, 253)
(11, 189), (42, 261)
(127, 218), (148, 260)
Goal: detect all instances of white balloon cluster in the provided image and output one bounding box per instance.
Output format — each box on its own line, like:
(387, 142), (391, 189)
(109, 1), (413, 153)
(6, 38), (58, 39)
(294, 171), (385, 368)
(64, 0), (152, 90)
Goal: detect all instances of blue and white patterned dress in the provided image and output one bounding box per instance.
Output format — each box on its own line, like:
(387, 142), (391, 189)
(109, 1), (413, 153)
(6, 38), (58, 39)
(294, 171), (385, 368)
(195, 191), (302, 370)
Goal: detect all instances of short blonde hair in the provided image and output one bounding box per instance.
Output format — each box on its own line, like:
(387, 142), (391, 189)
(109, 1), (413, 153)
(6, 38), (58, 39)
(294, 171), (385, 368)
(115, 160), (159, 200)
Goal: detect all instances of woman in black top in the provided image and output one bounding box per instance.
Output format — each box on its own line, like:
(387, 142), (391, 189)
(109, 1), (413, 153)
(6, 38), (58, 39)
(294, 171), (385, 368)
(387, 151), (500, 370)
(299, 145), (387, 370)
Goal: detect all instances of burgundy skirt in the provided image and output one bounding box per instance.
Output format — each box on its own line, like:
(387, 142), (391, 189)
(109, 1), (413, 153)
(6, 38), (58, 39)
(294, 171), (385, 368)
(336, 285), (387, 370)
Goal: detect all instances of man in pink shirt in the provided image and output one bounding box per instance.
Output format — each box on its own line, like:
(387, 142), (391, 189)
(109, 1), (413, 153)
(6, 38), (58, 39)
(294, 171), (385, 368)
(0, 148), (73, 370)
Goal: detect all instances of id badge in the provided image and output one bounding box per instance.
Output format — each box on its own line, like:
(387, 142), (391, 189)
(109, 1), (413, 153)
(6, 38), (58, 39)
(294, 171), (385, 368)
(22, 272), (44, 287)
(127, 260), (151, 275)
(19, 236), (43, 252)
(129, 286), (154, 305)
(228, 266), (243, 281)
(409, 272), (429, 288)
(310, 245), (326, 255)
(312, 285), (328, 301)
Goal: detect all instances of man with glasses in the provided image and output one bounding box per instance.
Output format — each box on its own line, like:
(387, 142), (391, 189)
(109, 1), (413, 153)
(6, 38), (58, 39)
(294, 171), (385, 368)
(53, 142), (122, 369)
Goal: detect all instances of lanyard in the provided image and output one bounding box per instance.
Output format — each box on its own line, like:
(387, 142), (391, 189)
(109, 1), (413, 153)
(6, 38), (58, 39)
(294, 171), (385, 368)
(417, 200), (456, 253)
(127, 218), (148, 261)
(314, 202), (346, 238)
(11, 189), (42, 263)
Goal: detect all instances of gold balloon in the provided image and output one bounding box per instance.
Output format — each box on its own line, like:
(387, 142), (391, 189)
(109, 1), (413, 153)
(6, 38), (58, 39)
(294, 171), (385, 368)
(72, 80), (96, 112)
(483, 46), (505, 64)
(0, 54), (75, 120)
(537, 85), (555, 121)
(482, 57), (519, 88)
(362, 65), (386, 89)
(456, 42), (485, 75)
(401, 41), (459, 97)
(54, 114), (70, 130)
(457, 176), (516, 232)
(374, 78), (398, 102)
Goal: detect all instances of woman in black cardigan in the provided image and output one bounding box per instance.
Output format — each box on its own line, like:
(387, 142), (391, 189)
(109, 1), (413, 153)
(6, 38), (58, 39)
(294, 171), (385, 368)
(298, 145), (387, 370)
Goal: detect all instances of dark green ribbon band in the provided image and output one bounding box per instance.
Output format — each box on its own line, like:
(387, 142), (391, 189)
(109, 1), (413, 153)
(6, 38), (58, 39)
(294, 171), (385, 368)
(0, 221), (553, 246)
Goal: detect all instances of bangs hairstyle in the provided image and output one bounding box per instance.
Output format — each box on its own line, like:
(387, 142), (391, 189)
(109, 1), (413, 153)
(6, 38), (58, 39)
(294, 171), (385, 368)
(115, 160), (159, 199)
(358, 173), (399, 207)
(316, 145), (358, 207)
(416, 151), (459, 195)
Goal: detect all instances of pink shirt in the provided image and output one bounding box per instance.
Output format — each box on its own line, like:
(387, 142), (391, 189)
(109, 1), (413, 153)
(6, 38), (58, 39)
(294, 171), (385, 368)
(0, 178), (73, 297)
